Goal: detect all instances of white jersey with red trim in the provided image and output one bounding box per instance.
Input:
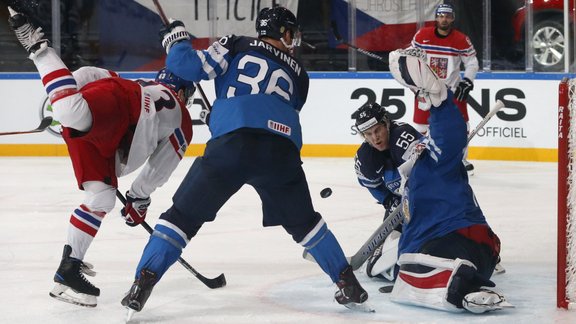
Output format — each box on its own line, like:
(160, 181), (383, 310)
(411, 26), (479, 90)
(70, 67), (193, 198)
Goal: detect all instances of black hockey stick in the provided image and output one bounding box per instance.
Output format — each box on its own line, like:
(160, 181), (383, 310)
(116, 190), (226, 289)
(331, 21), (386, 62)
(153, 0), (212, 112)
(0, 116), (52, 136)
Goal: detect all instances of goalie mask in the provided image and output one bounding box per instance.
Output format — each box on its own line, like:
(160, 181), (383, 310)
(256, 6), (301, 50)
(351, 102), (391, 133)
(155, 67), (196, 101)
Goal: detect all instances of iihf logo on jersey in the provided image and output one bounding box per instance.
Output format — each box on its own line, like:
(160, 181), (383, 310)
(268, 120), (291, 136)
(39, 96), (62, 137)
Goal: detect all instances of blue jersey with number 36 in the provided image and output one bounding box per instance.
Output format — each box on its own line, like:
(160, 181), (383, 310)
(167, 35), (309, 149)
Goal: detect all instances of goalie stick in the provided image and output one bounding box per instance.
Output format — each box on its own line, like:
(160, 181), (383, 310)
(304, 100), (505, 270)
(0, 116), (52, 136)
(115, 190), (226, 289)
(152, 0), (212, 112)
(468, 100), (505, 144)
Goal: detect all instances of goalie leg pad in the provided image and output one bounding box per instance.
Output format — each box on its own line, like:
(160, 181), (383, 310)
(389, 48), (447, 110)
(390, 253), (495, 312)
(366, 230), (401, 281)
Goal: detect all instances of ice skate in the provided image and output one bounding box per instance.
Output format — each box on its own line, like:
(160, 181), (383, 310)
(121, 268), (159, 320)
(462, 289), (514, 314)
(49, 245), (100, 307)
(8, 7), (49, 58)
(335, 266), (374, 312)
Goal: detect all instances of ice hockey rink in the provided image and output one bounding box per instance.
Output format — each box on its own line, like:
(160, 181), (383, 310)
(0, 157), (574, 324)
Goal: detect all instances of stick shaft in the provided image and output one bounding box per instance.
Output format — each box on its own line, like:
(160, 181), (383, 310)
(349, 207), (404, 270)
(468, 100), (505, 143)
(115, 190), (226, 288)
(153, 0), (213, 112)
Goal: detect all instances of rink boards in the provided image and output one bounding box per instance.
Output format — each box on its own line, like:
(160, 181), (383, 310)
(0, 72), (564, 161)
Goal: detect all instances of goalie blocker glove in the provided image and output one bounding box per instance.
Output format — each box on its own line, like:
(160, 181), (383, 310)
(454, 77), (474, 102)
(160, 19), (191, 54)
(121, 191), (151, 227)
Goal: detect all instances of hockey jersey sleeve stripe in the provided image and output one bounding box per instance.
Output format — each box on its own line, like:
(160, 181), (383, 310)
(206, 41), (230, 73)
(197, 51), (218, 80)
(414, 43), (475, 56)
(168, 128), (187, 159)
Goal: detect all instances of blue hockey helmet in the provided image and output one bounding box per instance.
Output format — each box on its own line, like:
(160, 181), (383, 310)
(351, 102), (391, 133)
(435, 3), (455, 18)
(256, 6), (300, 41)
(155, 67), (196, 100)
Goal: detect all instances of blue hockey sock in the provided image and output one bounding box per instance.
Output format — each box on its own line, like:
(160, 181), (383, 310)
(135, 224), (187, 280)
(301, 221), (348, 282)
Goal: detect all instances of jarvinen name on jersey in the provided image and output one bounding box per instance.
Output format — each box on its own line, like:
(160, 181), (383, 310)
(249, 39), (302, 76)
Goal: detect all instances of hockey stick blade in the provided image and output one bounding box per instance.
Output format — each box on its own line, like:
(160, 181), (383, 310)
(115, 190), (226, 289)
(0, 116), (52, 136)
(468, 100), (505, 144)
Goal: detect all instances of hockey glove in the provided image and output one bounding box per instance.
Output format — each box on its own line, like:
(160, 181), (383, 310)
(121, 191), (151, 227)
(383, 195), (403, 231)
(383, 195), (401, 219)
(454, 77), (474, 101)
(160, 19), (190, 54)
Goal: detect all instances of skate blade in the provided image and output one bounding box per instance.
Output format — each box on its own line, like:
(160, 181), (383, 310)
(343, 301), (375, 313)
(125, 308), (137, 322)
(464, 301), (514, 314)
(493, 263), (506, 275)
(50, 284), (97, 307)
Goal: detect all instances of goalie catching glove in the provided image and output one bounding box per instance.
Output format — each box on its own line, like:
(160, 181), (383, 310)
(121, 191), (151, 227)
(389, 47), (447, 111)
(160, 19), (191, 54)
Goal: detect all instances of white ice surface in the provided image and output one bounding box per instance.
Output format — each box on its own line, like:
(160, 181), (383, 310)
(0, 157), (573, 323)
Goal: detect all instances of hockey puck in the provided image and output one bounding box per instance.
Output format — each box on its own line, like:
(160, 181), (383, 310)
(379, 285), (394, 293)
(320, 187), (332, 198)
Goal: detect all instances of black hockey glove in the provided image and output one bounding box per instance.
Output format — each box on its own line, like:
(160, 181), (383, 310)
(383, 195), (403, 232)
(160, 19), (190, 54)
(121, 191), (151, 227)
(454, 77), (474, 101)
(383, 195), (400, 218)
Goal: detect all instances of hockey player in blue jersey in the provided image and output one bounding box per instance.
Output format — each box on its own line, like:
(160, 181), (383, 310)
(351, 102), (422, 280)
(121, 6), (369, 317)
(383, 47), (512, 314)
